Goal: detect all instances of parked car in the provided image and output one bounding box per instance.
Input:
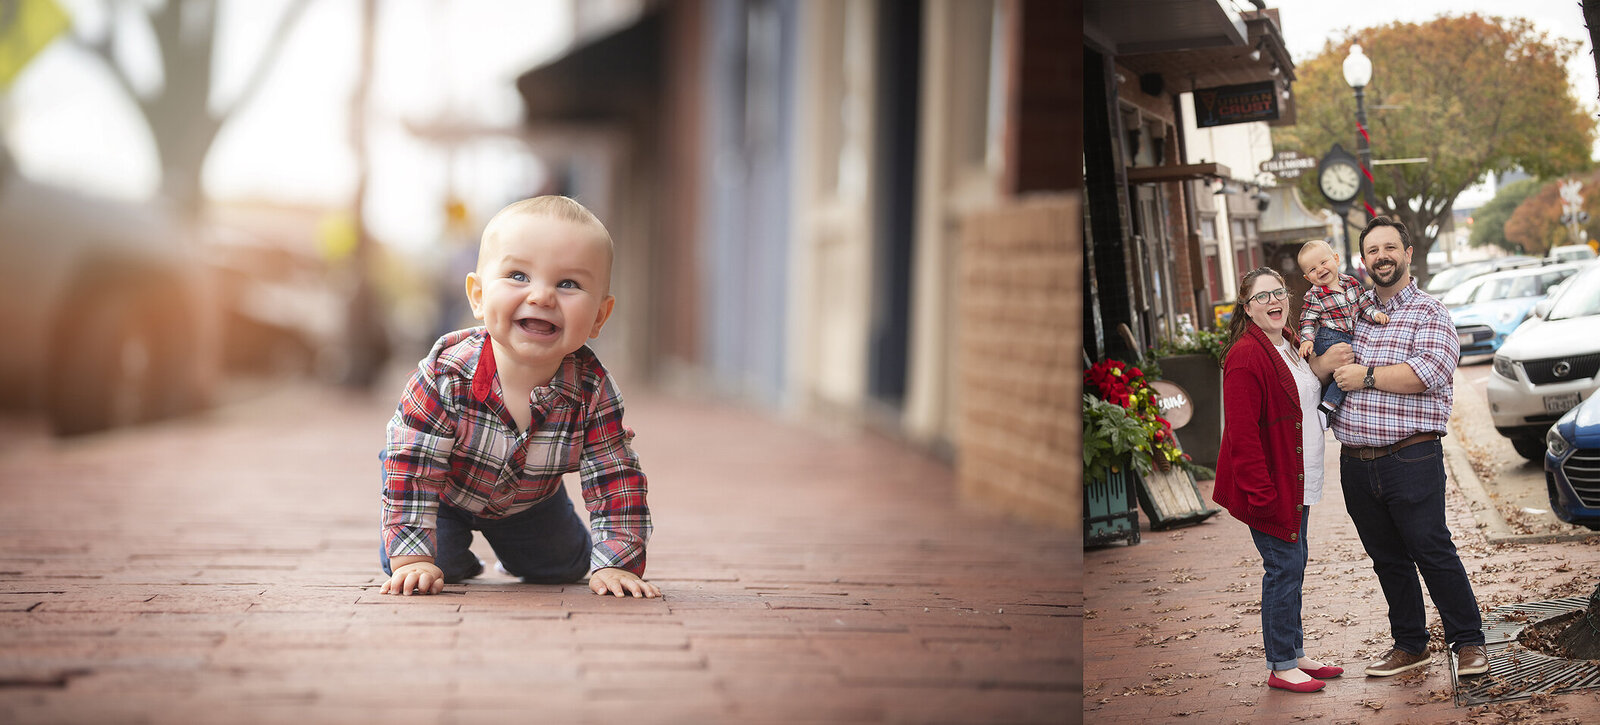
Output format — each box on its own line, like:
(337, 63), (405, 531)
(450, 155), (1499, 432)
(0, 149), (221, 435)
(1542, 394), (1600, 530)
(1488, 262), (1600, 460)
(1448, 263), (1584, 358)
(1547, 244), (1597, 264)
(1425, 255), (1540, 296)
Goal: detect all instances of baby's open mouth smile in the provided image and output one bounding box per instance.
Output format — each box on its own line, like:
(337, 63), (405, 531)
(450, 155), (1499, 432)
(517, 318), (560, 336)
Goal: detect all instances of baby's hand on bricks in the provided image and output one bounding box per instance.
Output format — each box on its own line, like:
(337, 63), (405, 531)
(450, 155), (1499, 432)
(588, 567), (661, 598)
(381, 562), (445, 596)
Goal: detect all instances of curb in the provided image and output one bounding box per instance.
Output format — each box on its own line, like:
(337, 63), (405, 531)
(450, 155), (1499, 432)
(1442, 435), (1600, 545)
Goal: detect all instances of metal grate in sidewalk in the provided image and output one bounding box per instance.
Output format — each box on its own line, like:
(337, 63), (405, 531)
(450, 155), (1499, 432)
(1455, 596), (1600, 706)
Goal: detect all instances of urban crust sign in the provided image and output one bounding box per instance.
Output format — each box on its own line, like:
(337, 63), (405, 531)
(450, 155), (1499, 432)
(1193, 81), (1279, 128)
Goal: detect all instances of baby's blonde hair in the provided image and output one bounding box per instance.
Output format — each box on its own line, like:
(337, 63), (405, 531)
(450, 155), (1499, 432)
(478, 195), (615, 277)
(1297, 239), (1337, 269)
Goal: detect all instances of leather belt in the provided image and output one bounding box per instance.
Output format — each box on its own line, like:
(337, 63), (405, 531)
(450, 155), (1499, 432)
(1341, 432), (1441, 461)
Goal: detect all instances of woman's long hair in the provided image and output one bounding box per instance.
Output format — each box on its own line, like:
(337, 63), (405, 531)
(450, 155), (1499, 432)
(1222, 266), (1287, 359)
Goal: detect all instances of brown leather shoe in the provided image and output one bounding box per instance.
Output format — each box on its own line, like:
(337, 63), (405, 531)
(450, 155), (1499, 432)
(1364, 647), (1431, 677)
(1456, 645), (1488, 676)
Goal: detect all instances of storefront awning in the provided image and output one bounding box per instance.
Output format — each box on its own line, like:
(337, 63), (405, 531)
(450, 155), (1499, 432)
(1087, 3), (1297, 126)
(1125, 162), (1231, 184)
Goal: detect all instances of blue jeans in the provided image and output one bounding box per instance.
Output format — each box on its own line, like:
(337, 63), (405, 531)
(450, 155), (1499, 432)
(1340, 440), (1484, 654)
(380, 483), (593, 584)
(1313, 326), (1353, 409)
(1249, 508), (1311, 671)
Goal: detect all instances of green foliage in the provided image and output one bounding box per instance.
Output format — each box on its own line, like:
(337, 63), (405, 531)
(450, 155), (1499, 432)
(1149, 329), (1229, 368)
(1470, 176), (1544, 252)
(1083, 395), (1155, 483)
(1271, 13), (1594, 277)
(1504, 171), (1600, 255)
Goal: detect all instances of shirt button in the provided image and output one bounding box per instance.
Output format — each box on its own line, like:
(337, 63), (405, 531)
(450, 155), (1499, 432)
(1298, 474), (1304, 481)
(1295, 422), (1302, 430)
(1296, 504), (1304, 511)
(1296, 446), (1303, 453)
(1290, 533), (1298, 541)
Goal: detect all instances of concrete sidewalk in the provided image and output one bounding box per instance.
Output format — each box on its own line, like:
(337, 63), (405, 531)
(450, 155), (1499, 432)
(1084, 425), (1600, 724)
(0, 380), (1078, 724)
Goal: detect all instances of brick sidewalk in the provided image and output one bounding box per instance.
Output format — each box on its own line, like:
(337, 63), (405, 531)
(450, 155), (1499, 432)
(0, 382), (1078, 724)
(1084, 428), (1600, 724)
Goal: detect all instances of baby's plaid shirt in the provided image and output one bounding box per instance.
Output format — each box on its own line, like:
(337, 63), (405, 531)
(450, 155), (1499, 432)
(382, 328), (650, 576)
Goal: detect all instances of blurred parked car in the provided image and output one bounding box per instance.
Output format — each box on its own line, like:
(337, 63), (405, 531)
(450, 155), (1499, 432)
(207, 225), (344, 378)
(1448, 263), (1583, 358)
(0, 149), (220, 435)
(1424, 255), (1540, 296)
(1547, 244), (1597, 264)
(1488, 263), (1600, 460)
(1542, 393), (1600, 530)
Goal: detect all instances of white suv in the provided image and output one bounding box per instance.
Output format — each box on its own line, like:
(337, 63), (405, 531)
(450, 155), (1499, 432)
(1488, 262), (1600, 460)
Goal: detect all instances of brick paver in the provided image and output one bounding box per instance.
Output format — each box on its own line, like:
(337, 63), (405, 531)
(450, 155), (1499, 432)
(0, 379), (1077, 724)
(1085, 425), (1600, 724)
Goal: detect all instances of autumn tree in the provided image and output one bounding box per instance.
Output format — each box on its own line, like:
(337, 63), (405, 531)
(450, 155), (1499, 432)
(1273, 14), (1594, 280)
(66, 0), (311, 218)
(1503, 171), (1600, 254)
(1468, 177), (1543, 253)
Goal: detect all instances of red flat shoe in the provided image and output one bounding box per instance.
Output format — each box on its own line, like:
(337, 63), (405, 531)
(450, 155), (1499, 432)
(1299, 664), (1344, 679)
(1268, 673), (1326, 693)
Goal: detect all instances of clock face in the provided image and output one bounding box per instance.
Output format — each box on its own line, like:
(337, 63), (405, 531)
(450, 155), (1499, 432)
(1320, 162), (1361, 203)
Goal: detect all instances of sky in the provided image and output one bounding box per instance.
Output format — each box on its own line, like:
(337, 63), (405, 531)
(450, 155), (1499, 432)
(1268, 0), (1600, 206)
(3, 0), (572, 250)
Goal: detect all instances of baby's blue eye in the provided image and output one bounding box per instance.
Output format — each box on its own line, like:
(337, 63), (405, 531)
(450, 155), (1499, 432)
(557, 279), (580, 289)
(509, 272), (528, 282)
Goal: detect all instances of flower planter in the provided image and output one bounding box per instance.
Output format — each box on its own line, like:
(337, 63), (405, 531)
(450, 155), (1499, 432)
(1156, 353), (1223, 471)
(1084, 461), (1140, 547)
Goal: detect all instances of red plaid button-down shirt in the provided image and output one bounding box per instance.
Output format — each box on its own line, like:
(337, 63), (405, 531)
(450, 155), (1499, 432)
(1298, 273), (1383, 340)
(382, 328), (650, 575)
(1330, 280), (1455, 448)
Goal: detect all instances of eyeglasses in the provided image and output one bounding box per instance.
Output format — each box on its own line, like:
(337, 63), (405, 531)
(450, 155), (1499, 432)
(1247, 288), (1289, 305)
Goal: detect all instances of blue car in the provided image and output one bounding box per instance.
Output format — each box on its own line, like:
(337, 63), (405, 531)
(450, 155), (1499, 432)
(1446, 263), (1585, 357)
(1543, 394), (1600, 530)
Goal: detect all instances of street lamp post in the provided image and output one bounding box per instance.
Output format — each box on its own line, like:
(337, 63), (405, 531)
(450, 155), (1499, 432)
(1343, 45), (1376, 227)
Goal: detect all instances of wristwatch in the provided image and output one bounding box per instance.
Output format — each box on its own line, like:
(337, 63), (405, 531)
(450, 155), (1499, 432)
(1363, 365), (1376, 389)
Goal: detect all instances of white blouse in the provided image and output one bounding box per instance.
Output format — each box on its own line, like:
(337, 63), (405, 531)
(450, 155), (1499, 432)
(1273, 338), (1325, 506)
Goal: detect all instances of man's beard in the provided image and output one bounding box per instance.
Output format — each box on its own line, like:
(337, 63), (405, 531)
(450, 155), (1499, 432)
(1371, 258), (1406, 288)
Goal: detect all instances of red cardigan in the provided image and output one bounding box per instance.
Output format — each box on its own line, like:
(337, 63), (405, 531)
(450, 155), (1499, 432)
(1211, 323), (1309, 542)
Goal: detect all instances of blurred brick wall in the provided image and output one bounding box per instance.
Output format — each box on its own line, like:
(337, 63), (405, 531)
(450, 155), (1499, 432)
(956, 194), (1079, 530)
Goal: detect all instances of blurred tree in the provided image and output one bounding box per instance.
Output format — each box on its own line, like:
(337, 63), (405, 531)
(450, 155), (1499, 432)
(67, 0), (311, 218)
(1274, 13), (1594, 281)
(1504, 171), (1600, 255)
(1468, 177), (1543, 253)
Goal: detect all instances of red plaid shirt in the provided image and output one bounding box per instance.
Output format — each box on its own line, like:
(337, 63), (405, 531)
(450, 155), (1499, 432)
(1330, 280), (1455, 447)
(1298, 273), (1383, 340)
(382, 328), (650, 575)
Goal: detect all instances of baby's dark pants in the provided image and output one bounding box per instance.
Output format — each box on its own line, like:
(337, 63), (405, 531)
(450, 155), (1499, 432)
(380, 484), (592, 584)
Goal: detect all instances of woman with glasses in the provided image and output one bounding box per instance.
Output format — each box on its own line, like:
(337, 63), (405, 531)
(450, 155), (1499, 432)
(1212, 267), (1344, 693)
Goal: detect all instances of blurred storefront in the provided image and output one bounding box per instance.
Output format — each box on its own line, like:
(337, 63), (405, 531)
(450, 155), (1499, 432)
(1082, 1), (1298, 362)
(512, 0), (1076, 527)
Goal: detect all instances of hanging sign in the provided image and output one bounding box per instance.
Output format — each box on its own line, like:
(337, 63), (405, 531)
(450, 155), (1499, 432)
(1193, 81), (1279, 128)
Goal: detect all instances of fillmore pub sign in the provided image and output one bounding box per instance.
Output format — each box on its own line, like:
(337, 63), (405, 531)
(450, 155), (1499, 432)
(1192, 81), (1279, 128)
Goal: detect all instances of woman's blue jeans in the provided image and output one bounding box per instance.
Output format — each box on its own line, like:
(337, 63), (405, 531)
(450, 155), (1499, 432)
(1249, 508), (1310, 671)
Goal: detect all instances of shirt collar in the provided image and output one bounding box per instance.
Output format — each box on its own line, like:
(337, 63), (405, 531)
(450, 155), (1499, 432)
(469, 334), (584, 405)
(1378, 277), (1419, 309)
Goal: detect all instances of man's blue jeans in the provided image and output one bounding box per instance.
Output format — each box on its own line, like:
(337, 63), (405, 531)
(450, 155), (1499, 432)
(380, 483), (593, 585)
(1249, 508), (1311, 671)
(1313, 326), (1354, 409)
(1340, 440), (1485, 654)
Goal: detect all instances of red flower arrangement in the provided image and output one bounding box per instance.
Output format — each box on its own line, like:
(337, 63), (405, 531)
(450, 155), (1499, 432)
(1084, 359), (1198, 475)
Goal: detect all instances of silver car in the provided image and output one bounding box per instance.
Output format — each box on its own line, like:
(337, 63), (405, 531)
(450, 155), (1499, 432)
(1488, 262), (1600, 460)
